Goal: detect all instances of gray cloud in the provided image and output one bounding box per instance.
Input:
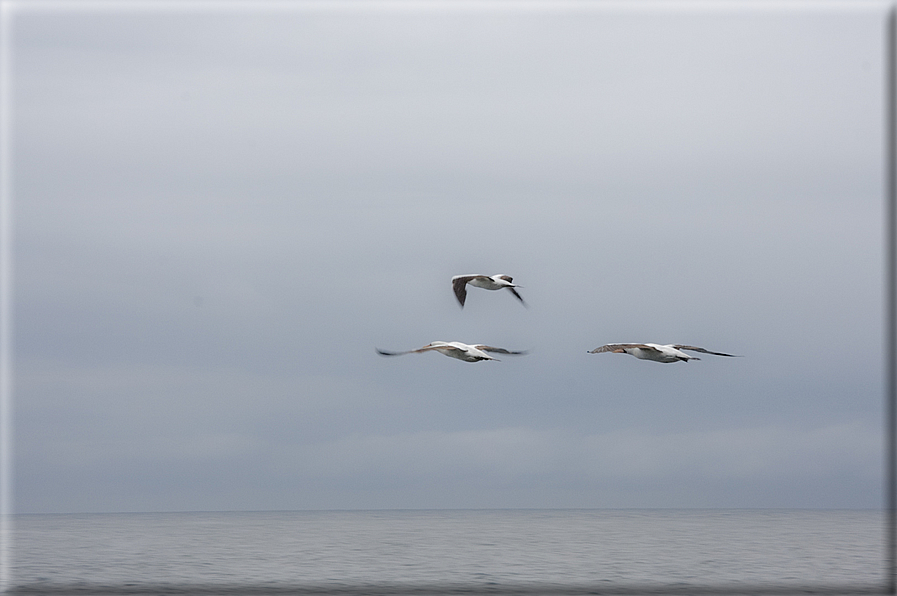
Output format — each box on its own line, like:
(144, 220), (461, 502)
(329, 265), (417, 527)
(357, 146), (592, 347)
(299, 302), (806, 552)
(9, 4), (886, 513)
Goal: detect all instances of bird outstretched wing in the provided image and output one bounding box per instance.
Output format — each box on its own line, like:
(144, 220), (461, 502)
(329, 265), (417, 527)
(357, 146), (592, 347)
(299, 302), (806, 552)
(451, 276), (474, 307)
(672, 345), (740, 357)
(506, 287), (526, 306)
(589, 343), (654, 354)
(376, 345), (445, 357)
(376, 348), (414, 356)
(475, 345), (528, 355)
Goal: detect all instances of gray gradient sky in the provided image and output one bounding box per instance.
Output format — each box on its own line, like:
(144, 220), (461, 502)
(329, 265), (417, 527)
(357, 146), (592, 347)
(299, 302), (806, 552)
(6, 0), (888, 513)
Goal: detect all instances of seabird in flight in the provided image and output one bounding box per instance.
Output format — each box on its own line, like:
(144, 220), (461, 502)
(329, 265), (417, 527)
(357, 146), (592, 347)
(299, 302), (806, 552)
(377, 341), (528, 363)
(588, 343), (740, 363)
(452, 274), (525, 308)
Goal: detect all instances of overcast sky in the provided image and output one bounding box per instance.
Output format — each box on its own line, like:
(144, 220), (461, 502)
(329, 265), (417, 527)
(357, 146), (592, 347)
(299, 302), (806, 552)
(6, 0), (889, 513)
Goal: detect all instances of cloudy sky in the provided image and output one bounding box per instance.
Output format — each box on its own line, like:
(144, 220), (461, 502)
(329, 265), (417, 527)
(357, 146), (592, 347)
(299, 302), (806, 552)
(6, 0), (889, 513)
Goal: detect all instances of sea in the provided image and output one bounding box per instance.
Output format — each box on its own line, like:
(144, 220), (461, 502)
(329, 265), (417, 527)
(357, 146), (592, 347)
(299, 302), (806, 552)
(4, 509), (889, 595)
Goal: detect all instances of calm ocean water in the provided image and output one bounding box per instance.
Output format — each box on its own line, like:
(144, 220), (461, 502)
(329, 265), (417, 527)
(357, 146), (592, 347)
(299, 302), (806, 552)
(7, 509), (887, 594)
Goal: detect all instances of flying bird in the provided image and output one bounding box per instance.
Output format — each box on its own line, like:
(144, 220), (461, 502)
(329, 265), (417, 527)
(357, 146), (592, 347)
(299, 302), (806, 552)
(452, 274), (525, 308)
(377, 341), (528, 363)
(588, 343), (740, 363)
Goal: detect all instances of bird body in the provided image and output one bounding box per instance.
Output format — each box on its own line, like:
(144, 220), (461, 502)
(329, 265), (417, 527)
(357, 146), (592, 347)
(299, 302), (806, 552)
(452, 274), (525, 308)
(589, 343), (739, 363)
(377, 341), (527, 363)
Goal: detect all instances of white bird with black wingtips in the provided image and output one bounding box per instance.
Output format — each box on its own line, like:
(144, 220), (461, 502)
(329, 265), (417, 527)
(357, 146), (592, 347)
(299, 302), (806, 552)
(451, 274), (525, 308)
(377, 341), (528, 363)
(588, 343), (740, 363)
